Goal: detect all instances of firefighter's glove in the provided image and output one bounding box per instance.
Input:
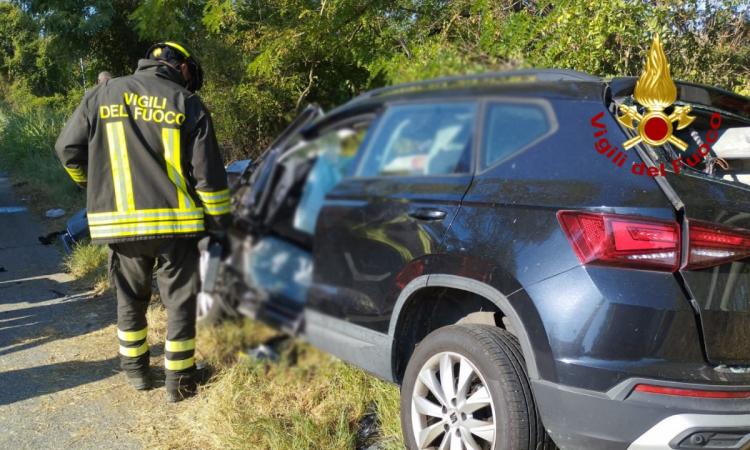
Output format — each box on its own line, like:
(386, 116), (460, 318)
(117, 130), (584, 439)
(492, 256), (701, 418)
(202, 229), (229, 256)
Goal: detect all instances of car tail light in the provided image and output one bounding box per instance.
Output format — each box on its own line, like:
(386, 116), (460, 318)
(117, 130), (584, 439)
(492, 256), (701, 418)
(557, 211), (680, 272)
(685, 221), (750, 270)
(633, 384), (750, 399)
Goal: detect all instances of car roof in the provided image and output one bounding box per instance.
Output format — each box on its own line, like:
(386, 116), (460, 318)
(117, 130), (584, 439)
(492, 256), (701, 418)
(311, 69), (605, 132)
(357, 69), (598, 98)
(307, 70), (749, 136)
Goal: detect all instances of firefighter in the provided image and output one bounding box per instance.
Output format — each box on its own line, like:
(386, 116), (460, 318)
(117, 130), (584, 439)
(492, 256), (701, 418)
(54, 42), (230, 402)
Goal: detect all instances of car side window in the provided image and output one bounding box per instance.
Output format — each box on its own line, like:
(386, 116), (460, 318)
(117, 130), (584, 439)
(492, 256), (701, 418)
(292, 126), (369, 234)
(356, 103), (476, 177)
(482, 101), (553, 169)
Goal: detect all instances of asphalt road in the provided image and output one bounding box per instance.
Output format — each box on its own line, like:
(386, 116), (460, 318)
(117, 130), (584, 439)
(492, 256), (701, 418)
(0, 172), (141, 449)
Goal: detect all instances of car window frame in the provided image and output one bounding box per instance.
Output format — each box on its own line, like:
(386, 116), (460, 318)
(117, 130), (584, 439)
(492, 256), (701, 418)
(634, 105), (750, 191)
(350, 98), (481, 180)
(476, 97), (559, 174)
(278, 113), (377, 164)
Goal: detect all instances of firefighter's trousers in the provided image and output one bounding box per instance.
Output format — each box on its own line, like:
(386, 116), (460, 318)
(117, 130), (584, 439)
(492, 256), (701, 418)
(109, 238), (200, 390)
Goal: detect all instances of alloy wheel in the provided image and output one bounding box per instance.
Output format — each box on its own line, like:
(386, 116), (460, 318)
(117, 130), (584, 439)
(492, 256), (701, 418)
(411, 351), (496, 450)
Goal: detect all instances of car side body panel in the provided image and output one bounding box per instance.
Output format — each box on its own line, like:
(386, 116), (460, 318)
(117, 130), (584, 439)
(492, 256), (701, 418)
(410, 96), (742, 394)
(307, 99), (481, 332)
(306, 93), (698, 388)
(228, 76), (750, 450)
(308, 174), (473, 332)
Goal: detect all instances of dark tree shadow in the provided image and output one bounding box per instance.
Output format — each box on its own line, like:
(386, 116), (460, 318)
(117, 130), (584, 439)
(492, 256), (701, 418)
(0, 279), (115, 357)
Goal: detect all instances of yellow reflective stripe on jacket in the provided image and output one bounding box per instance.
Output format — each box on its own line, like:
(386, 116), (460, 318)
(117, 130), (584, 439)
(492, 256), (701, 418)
(89, 219), (204, 239)
(106, 122), (136, 211)
(203, 202), (231, 216)
(118, 327), (147, 342)
(119, 342), (149, 357)
(88, 208), (203, 226)
(165, 356), (195, 371)
(197, 189), (230, 216)
(196, 189), (230, 203)
(165, 338), (195, 352)
(162, 128), (194, 210)
(65, 166), (87, 183)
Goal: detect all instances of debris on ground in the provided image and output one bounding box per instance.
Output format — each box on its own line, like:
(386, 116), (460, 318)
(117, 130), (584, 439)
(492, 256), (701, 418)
(242, 343), (280, 362)
(39, 230), (64, 245)
(357, 402), (383, 450)
(45, 208), (65, 218)
(240, 335), (295, 363)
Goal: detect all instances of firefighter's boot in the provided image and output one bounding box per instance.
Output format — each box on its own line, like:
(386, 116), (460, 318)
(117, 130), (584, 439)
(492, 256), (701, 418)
(165, 369), (197, 403)
(126, 369), (153, 391)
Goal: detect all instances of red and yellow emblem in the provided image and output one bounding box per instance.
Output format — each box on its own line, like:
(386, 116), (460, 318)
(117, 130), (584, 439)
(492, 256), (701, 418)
(617, 36), (695, 151)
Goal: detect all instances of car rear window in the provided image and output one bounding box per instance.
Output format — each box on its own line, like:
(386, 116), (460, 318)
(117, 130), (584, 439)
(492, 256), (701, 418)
(481, 101), (553, 169)
(641, 107), (750, 186)
(355, 102), (476, 177)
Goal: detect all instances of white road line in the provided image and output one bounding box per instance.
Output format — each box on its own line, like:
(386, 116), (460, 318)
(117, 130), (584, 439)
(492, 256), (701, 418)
(0, 206), (27, 214)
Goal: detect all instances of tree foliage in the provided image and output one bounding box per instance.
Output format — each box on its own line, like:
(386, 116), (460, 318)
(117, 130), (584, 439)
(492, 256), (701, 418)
(1, 0), (748, 160)
(0, 3), (68, 100)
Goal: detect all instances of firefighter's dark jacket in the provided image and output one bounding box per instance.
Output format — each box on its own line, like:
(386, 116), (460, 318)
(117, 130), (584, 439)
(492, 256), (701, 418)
(55, 59), (230, 244)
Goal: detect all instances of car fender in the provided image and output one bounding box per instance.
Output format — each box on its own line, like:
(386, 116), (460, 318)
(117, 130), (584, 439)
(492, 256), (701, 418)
(388, 274), (540, 380)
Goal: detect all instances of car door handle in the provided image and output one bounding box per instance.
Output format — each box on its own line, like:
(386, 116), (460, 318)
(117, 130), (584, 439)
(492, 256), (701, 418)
(408, 207), (447, 221)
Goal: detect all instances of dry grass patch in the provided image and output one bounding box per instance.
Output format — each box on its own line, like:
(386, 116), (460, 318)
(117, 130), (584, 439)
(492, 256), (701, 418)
(141, 317), (403, 450)
(176, 341), (402, 450)
(145, 298), (169, 344)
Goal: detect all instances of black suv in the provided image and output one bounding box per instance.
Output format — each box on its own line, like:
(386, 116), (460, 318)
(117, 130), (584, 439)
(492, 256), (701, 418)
(208, 69), (750, 450)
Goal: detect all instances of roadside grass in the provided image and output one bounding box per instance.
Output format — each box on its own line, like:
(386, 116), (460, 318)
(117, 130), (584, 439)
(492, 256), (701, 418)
(0, 106), (84, 215)
(63, 243), (110, 293)
(138, 307), (403, 450)
(171, 319), (404, 450)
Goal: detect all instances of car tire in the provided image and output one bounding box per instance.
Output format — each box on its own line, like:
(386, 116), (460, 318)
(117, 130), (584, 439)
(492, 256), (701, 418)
(400, 324), (557, 450)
